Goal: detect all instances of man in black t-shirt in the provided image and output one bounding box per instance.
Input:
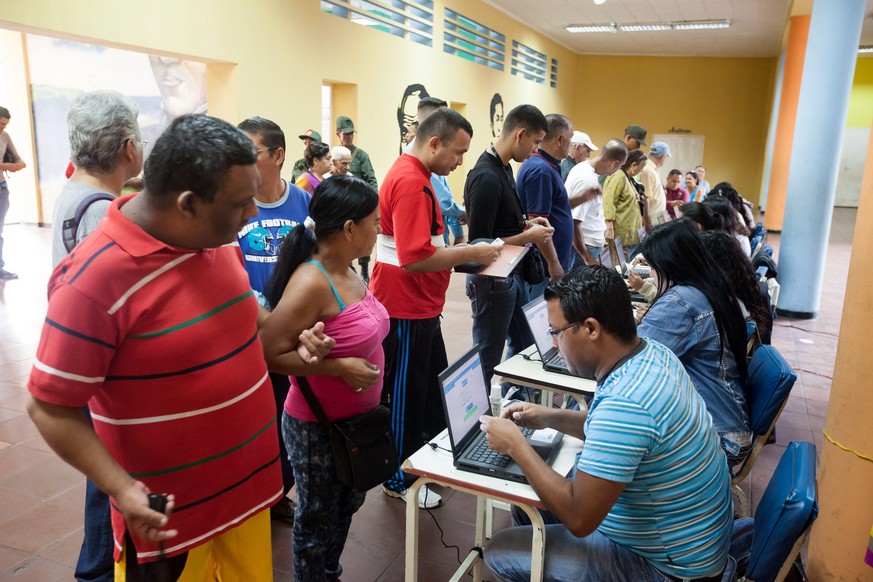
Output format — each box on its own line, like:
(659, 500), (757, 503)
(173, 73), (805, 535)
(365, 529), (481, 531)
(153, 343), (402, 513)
(464, 104), (563, 387)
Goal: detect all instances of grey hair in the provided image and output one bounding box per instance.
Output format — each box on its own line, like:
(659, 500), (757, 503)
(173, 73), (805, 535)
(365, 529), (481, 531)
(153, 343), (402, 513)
(331, 145), (351, 159)
(68, 91), (140, 174)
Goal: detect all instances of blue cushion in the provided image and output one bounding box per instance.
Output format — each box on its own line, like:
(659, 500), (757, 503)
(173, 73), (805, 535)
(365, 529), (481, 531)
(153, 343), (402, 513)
(746, 441), (818, 582)
(746, 345), (797, 436)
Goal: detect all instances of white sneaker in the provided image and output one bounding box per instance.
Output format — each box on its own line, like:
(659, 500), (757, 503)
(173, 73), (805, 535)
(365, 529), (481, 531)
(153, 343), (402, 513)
(417, 485), (442, 509)
(382, 484), (442, 509)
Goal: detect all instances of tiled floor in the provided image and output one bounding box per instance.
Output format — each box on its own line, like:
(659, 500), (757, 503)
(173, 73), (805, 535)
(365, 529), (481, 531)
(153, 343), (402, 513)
(0, 208), (853, 580)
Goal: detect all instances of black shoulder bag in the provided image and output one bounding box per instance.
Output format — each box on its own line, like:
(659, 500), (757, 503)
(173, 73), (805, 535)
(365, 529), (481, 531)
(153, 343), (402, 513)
(295, 376), (399, 491)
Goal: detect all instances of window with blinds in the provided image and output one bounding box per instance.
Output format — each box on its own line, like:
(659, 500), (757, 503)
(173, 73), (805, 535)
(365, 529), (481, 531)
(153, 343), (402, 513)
(442, 8), (505, 71)
(510, 40), (548, 85)
(321, 0), (435, 47)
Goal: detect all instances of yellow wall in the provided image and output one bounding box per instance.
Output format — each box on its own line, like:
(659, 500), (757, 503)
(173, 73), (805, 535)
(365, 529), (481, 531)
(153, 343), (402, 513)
(0, 0), (776, 216)
(575, 55), (776, 204)
(848, 57), (873, 129)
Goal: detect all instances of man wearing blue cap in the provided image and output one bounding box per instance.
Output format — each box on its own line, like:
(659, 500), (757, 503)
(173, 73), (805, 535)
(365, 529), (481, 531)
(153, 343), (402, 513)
(641, 141), (671, 225)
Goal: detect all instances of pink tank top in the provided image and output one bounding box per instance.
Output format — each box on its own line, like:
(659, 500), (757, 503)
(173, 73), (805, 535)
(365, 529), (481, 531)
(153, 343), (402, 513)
(285, 290), (390, 422)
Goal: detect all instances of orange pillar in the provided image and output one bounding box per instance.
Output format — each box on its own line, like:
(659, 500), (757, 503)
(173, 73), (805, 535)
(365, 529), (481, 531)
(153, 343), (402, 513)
(763, 15), (810, 231)
(806, 123), (873, 580)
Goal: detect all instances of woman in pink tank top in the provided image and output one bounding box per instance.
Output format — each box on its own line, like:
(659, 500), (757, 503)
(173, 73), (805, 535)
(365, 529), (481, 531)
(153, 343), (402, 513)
(260, 174), (387, 581)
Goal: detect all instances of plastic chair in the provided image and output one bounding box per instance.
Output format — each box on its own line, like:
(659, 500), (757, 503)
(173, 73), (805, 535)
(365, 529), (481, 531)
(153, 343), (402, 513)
(731, 345), (797, 517)
(736, 441), (818, 582)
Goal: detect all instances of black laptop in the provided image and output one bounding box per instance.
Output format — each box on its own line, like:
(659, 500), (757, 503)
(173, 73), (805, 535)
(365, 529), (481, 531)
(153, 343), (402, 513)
(521, 296), (594, 379)
(437, 346), (564, 484)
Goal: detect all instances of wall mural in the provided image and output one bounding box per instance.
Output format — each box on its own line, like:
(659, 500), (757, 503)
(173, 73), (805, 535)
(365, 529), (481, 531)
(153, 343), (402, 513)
(490, 93), (504, 144)
(25, 34), (207, 219)
(396, 83), (429, 155)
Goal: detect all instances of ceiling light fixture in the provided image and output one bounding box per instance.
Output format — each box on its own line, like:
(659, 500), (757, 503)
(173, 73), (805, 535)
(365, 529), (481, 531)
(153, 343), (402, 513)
(592, 0), (607, 5)
(673, 19), (731, 30)
(617, 23), (673, 32)
(565, 24), (616, 33)
(860, 46), (873, 53)
(565, 19), (731, 33)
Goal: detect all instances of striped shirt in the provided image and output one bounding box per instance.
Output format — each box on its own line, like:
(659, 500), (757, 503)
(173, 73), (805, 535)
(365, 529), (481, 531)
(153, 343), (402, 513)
(578, 339), (732, 578)
(28, 195), (282, 563)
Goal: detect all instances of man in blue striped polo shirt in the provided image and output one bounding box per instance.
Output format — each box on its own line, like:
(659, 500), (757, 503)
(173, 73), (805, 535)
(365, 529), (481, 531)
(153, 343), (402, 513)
(481, 265), (732, 581)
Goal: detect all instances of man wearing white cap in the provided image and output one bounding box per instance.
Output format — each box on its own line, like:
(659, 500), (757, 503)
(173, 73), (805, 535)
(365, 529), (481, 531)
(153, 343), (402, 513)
(560, 131), (598, 181)
(641, 141), (671, 226)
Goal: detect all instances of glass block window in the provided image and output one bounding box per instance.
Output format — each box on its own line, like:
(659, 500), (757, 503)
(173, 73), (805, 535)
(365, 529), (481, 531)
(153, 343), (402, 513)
(550, 58), (558, 88)
(443, 8), (505, 71)
(511, 40), (547, 85)
(321, 0), (434, 47)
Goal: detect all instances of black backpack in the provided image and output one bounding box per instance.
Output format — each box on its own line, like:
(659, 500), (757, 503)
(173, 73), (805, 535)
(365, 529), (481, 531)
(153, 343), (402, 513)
(61, 193), (114, 253)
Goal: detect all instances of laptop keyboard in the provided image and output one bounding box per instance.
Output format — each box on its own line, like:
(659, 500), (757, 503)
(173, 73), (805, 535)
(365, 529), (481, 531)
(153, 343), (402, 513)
(466, 427), (534, 466)
(549, 353), (567, 367)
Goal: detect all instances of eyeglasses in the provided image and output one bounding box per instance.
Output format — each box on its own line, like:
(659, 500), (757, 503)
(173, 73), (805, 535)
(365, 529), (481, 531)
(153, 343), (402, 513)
(547, 321), (579, 339)
(132, 139), (148, 149)
(255, 146), (279, 154)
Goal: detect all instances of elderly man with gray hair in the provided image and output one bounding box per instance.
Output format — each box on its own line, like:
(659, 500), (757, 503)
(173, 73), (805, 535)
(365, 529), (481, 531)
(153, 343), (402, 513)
(49, 90), (145, 582)
(330, 145), (352, 176)
(52, 91), (144, 267)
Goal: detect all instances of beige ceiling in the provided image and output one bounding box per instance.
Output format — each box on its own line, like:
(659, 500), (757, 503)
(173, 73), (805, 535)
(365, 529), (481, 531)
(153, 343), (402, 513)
(481, 0), (873, 58)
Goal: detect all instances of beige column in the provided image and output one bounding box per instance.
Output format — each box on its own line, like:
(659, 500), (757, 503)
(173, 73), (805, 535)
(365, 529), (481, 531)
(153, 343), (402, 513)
(807, 122), (873, 580)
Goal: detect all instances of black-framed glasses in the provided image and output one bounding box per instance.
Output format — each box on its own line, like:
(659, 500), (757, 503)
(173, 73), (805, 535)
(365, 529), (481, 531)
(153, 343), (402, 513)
(547, 321), (579, 339)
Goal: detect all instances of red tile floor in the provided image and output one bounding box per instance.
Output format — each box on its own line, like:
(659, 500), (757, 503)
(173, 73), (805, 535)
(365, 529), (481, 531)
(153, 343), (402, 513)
(0, 208), (852, 580)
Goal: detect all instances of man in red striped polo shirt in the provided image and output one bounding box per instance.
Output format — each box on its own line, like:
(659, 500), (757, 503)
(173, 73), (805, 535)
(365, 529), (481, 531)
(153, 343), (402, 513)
(27, 115), (330, 580)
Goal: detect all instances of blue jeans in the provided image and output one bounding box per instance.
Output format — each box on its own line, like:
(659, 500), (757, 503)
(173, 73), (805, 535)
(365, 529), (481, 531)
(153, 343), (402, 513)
(486, 508), (675, 582)
(466, 272), (533, 388)
(270, 372), (295, 494)
(0, 180), (9, 269)
(76, 407), (114, 582)
(572, 245), (602, 271)
(283, 413), (366, 582)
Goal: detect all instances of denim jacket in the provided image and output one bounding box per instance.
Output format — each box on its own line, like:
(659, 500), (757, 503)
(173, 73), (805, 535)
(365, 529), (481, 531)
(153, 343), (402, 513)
(638, 285), (750, 457)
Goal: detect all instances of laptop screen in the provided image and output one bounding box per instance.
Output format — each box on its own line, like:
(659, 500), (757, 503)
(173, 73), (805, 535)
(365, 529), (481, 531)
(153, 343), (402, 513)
(613, 235), (628, 273)
(522, 297), (554, 359)
(439, 347), (491, 451)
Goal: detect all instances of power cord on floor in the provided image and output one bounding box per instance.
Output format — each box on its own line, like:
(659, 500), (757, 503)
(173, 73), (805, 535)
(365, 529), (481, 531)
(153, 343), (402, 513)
(423, 504), (479, 580)
(423, 505), (463, 566)
(774, 322), (839, 339)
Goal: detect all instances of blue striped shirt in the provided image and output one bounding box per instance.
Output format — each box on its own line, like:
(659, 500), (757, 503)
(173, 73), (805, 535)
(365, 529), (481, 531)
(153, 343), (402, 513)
(578, 339), (732, 578)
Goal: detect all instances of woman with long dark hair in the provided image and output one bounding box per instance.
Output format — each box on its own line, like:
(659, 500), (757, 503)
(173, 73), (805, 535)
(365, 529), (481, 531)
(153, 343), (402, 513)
(637, 219), (751, 466)
(700, 230), (772, 344)
(260, 174), (387, 581)
(703, 195), (752, 256)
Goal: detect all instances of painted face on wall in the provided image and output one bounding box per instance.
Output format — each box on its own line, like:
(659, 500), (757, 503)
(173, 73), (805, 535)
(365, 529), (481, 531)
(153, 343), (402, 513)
(491, 102), (504, 138)
(149, 56), (207, 119)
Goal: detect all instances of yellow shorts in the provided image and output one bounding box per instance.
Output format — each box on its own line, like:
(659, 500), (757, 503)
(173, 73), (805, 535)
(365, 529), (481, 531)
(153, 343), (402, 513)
(115, 508), (272, 581)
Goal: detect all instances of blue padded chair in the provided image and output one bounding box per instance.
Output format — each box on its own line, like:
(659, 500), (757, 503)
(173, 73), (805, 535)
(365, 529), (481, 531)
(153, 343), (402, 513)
(735, 441), (818, 582)
(731, 345), (798, 516)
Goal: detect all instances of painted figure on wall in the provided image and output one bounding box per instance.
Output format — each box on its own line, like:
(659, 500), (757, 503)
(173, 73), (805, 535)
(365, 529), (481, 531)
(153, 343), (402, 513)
(397, 83), (429, 155)
(490, 93), (504, 144)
